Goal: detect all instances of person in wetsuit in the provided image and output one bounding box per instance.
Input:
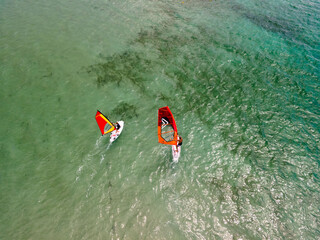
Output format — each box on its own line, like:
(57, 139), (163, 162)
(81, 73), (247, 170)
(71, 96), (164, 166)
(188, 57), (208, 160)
(115, 122), (121, 131)
(174, 135), (183, 152)
(177, 135), (183, 147)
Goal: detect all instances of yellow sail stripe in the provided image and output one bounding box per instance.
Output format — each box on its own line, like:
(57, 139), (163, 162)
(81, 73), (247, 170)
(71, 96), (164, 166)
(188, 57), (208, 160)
(99, 114), (115, 134)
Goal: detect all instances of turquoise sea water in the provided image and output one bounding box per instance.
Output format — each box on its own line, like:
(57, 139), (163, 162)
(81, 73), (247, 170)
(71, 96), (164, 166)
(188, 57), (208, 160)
(1, 0), (319, 239)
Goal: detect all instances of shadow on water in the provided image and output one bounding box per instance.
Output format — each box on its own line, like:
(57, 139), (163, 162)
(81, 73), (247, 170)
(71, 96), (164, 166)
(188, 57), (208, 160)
(112, 102), (138, 120)
(87, 50), (152, 93)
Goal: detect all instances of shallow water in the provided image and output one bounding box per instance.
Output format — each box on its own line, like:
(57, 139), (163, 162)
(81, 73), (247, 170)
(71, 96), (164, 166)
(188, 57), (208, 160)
(1, 0), (319, 239)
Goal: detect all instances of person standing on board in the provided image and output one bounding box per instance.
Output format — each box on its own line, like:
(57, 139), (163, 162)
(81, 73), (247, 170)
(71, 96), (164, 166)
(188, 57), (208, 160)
(175, 135), (183, 152)
(115, 122), (121, 131)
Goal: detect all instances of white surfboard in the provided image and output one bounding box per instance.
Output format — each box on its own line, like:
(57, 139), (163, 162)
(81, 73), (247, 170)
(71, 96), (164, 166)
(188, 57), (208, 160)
(110, 121), (124, 143)
(172, 145), (181, 162)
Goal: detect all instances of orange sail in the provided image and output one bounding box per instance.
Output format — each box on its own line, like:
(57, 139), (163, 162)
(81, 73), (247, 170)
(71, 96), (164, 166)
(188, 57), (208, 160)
(158, 106), (178, 145)
(95, 110), (115, 135)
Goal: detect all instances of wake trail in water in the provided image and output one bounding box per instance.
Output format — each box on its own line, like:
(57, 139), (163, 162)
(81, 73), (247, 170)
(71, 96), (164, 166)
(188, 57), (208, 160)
(75, 136), (111, 181)
(100, 142), (112, 164)
(106, 142), (112, 151)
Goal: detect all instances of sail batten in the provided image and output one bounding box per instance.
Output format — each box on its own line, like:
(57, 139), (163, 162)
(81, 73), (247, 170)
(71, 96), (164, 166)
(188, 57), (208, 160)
(162, 130), (174, 134)
(158, 106), (178, 145)
(95, 110), (115, 135)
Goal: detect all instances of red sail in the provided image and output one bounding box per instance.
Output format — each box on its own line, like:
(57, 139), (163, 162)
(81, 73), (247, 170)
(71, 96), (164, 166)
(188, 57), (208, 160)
(158, 106), (178, 145)
(95, 110), (115, 135)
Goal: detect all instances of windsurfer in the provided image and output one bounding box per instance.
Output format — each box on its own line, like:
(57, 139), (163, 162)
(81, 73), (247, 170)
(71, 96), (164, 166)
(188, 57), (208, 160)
(175, 135), (183, 152)
(115, 122), (121, 131)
